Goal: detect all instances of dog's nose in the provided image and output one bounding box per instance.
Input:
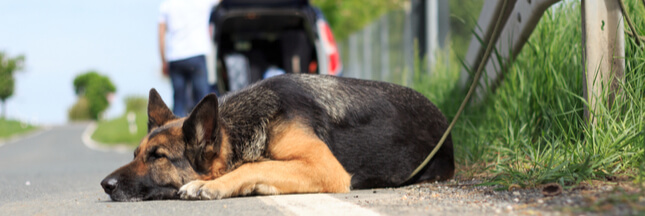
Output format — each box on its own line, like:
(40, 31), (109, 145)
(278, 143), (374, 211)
(101, 177), (118, 194)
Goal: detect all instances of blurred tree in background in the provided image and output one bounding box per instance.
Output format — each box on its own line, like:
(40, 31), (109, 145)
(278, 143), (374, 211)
(69, 71), (116, 121)
(311, 0), (405, 40)
(0, 52), (25, 119)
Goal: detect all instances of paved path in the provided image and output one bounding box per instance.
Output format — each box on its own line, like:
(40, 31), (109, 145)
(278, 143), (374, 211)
(0, 124), (566, 215)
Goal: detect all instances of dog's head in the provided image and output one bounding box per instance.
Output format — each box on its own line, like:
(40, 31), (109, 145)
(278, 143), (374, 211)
(100, 89), (223, 201)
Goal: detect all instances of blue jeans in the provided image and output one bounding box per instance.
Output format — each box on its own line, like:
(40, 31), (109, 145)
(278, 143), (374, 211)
(169, 55), (210, 117)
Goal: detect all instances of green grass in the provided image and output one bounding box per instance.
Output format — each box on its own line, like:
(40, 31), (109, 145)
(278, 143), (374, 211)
(0, 118), (37, 138)
(413, 0), (645, 188)
(91, 110), (148, 146)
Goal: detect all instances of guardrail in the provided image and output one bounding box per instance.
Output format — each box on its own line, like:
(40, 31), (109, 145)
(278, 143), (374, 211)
(338, 0), (450, 85)
(340, 0), (632, 124)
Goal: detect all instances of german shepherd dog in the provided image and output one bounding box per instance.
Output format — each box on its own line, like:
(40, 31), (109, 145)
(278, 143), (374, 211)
(101, 74), (454, 201)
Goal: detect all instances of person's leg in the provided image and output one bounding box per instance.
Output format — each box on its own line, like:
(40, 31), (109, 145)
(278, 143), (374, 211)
(169, 61), (189, 117)
(188, 55), (210, 103)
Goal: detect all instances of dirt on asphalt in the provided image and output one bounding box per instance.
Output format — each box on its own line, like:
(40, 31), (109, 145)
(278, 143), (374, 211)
(357, 179), (645, 215)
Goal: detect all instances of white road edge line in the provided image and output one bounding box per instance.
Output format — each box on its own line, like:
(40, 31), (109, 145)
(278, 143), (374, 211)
(81, 122), (131, 153)
(259, 194), (381, 216)
(0, 127), (52, 148)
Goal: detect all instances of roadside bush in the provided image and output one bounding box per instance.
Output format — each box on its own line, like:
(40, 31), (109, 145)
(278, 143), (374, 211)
(125, 96), (147, 112)
(68, 96), (92, 121)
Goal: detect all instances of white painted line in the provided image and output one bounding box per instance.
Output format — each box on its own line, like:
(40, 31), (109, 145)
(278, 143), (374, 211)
(81, 122), (131, 153)
(0, 127), (52, 148)
(260, 194), (381, 216)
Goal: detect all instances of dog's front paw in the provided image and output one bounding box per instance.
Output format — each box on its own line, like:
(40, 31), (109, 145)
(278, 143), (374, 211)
(178, 180), (206, 200)
(178, 180), (231, 200)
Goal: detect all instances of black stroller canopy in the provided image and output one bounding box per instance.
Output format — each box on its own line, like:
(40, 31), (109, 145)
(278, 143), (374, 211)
(219, 0), (309, 9)
(211, 0), (317, 40)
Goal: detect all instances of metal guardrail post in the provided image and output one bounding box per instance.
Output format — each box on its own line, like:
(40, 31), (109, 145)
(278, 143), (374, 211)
(403, 8), (414, 86)
(426, 0), (438, 73)
(348, 35), (360, 78)
(380, 15), (390, 81)
(363, 24), (373, 80)
(460, 0), (626, 124)
(459, 0), (561, 103)
(459, 0), (516, 93)
(581, 0), (626, 124)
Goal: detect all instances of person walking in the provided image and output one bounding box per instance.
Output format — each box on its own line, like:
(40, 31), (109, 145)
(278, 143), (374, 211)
(158, 0), (219, 117)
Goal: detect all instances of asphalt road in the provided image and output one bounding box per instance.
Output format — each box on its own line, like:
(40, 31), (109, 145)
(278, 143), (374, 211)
(0, 124), (563, 216)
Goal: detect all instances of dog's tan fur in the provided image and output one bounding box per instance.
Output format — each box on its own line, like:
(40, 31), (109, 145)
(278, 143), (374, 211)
(180, 119), (351, 199)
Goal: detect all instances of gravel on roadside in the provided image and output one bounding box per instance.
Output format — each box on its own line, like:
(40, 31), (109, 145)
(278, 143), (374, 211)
(347, 179), (644, 216)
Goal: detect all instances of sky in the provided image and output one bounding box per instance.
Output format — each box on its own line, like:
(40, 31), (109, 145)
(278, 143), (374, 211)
(0, 0), (175, 125)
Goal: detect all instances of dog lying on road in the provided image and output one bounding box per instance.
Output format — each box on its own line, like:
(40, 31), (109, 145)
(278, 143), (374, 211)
(101, 74), (454, 201)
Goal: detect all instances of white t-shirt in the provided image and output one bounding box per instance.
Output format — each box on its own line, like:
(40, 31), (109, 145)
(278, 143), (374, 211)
(159, 0), (220, 62)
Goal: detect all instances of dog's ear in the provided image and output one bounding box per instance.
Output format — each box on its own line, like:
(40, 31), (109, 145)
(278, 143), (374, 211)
(147, 88), (176, 132)
(183, 93), (219, 171)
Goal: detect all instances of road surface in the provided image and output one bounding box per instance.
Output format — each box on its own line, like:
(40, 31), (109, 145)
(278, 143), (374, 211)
(0, 124), (566, 215)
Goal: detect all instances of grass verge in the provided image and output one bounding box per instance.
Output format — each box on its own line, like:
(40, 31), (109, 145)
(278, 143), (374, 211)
(0, 118), (37, 139)
(91, 110), (148, 146)
(414, 0), (645, 188)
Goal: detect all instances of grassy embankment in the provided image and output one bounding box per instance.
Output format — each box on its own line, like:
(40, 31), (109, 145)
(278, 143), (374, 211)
(0, 118), (37, 139)
(414, 1), (645, 187)
(91, 97), (148, 146)
(91, 110), (148, 146)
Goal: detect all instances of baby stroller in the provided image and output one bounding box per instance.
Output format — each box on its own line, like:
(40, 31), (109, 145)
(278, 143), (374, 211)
(210, 0), (342, 93)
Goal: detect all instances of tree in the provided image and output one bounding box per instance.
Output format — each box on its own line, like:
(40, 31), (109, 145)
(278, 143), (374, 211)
(69, 71), (116, 120)
(311, 0), (404, 40)
(0, 52), (25, 119)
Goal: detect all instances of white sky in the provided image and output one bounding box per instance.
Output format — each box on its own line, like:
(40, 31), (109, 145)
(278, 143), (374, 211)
(0, 0), (174, 125)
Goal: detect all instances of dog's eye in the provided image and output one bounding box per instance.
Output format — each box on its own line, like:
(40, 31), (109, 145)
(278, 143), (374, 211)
(148, 149), (168, 160)
(152, 152), (166, 159)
